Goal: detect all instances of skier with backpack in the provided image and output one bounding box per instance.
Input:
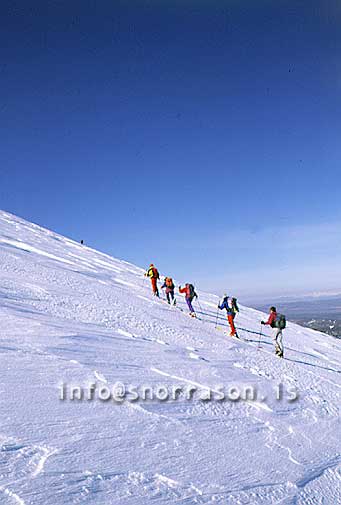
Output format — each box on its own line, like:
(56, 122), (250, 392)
(261, 306), (286, 358)
(145, 263), (160, 297)
(218, 295), (239, 337)
(179, 283), (198, 317)
(161, 276), (176, 305)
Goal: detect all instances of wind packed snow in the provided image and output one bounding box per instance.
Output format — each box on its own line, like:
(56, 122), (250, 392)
(0, 210), (340, 504)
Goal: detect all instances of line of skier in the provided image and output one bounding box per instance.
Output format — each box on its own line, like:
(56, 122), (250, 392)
(145, 264), (198, 318)
(145, 263), (285, 358)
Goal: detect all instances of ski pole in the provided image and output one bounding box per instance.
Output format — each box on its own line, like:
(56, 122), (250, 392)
(258, 323), (263, 350)
(215, 307), (219, 328)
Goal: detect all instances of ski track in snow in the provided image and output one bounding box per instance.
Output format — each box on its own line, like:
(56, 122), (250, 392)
(0, 210), (340, 504)
(0, 486), (26, 505)
(0, 436), (58, 504)
(31, 447), (58, 478)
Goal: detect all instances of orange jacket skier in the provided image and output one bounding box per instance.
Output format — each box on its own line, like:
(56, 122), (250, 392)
(145, 264), (160, 297)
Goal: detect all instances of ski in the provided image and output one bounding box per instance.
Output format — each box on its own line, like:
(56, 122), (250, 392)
(216, 326), (239, 338)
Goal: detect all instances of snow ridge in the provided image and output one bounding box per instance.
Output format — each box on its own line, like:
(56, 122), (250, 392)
(0, 210), (340, 504)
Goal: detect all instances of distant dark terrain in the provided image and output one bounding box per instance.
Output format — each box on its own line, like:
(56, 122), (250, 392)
(254, 294), (341, 339)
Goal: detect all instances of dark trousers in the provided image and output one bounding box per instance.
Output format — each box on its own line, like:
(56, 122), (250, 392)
(166, 290), (175, 303)
(186, 297), (195, 312)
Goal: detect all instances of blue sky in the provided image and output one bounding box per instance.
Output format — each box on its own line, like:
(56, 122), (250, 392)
(1, 0), (340, 301)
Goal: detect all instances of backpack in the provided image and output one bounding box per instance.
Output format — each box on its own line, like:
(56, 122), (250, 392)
(148, 267), (159, 279)
(188, 284), (195, 297)
(165, 277), (174, 289)
(274, 314), (286, 329)
(231, 297), (239, 314)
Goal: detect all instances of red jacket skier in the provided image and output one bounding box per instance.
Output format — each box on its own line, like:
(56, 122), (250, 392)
(261, 307), (285, 358)
(262, 307), (277, 327)
(179, 283), (197, 316)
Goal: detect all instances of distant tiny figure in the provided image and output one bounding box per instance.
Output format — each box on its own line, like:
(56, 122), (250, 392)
(80, 240), (84, 245)
(218, 295), (239, 337)
(161, 277), (176, 305)
(179, 283), (197, 317)
(261, 306), (286, 358)
(145, 263), (160, 297)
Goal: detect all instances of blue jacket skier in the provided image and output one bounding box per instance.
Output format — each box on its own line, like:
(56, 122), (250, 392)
(218, 295), (239, 337)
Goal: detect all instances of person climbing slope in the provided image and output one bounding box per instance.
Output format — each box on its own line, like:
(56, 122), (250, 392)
(145, 263), (160, 297)
(218, 295), (239, 337)
(179, 283), (198, 317)
(261, 306), (286, 358)
(161, 276), (176, 305)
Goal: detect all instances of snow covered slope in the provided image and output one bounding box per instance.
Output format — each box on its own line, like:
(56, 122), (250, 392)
(0, 210), (340, 505)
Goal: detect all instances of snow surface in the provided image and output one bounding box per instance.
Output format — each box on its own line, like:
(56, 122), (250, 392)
(0, 210), (340, 504)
